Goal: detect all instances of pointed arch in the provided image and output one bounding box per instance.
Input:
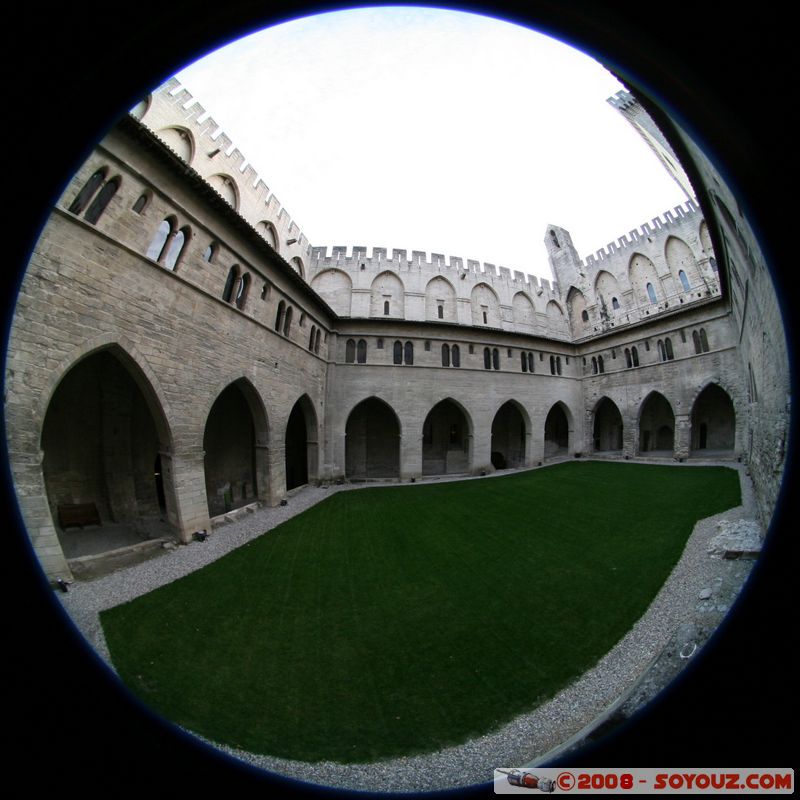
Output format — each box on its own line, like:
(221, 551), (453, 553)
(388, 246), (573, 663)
(543, 401), (572, 458)
(345, 396), (401, 479)
(370, 270), (405, 318)
(285, 394), (319, 490)
(471, 282), (500, 327)
(689, 382), (737, 453)
(491, 399), (530, 469)
(422, 398), (473, 476)
(310, 269), (352, 316)
(638, 391), (675, 454)
(425, 276), (457, 322)
(592, 397), (623, 452)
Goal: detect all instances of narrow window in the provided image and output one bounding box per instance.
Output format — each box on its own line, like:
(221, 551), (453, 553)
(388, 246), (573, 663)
(646, 282), (658, 304)
(203, 242), (217, 263)
(632, 347), (639, 367)
(452, 344), (460, 367)
(314, 329), (321, 354)
(598, 355), (604, 373)
(581, 309), (589, 322)
(550, 355), (555, 375)
(164, 227), (189, 271)
(376, 338), (383, 349)
(274, 300), (285, 331)
(235, 272), (250, 309)
(556, 356), (562, 375)
(223, 265), (240, 304)
(665, 337), (674, 360)
(309, 326), (317, 350)
(492, 348), (500, 370)
(611, 297), (620, 310)
(521, 352), (527, 372)
(69, 168), (106, 215)
(625, 348), (632, 368)
(692, 330), (701, 353)
(282, 306), (293, 336)
(404, 341), (414, 365)
(700, 328), (709, 352)
(527, 352), (534, 373)
(592, 356), (598, 375)
(424, 340), (431, 352)
(658, 339), (666, 361)
(469, 344), (474, 355)
(357, 339), (367, 363)
(146, 219), (172, 262)
(442, 343), (450, 367)
(393, 341), (403, 364)
(680, 329), (686, 343)
(132, 194), (148, 214)
(678, 270), (690, 291)
(482, 310), (488, 325)
(484, 348), (491, 370)
(345, 339), (356, 363)
(384, 300), (390, 315)
(437, 303), (444, 319)
(83, 176), (119, 223)
(261, 283), (270, 300)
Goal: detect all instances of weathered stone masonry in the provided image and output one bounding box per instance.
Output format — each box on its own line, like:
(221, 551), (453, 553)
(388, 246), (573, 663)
(4, 80), (790, 581)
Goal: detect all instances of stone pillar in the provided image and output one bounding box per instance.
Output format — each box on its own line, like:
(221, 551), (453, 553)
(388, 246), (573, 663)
(622, 414), (637, 459)
(471, 429), (491, 474)
(524, 429), (535, 468)
(254, 442), (271, 504)
(166, 446), (211, 541)
(674, 413), (692, 460)
(267, 444), (286, 503)
(400, 432), (421, 481)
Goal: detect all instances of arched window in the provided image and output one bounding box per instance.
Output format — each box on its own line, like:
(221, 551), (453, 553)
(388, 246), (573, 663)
(632, 346), (639, 367)
(556, 356), (562, 375)
(527, 352), (534, 373)
(657, 339), (666, 361)
(223, 265), (240, 304)
(598, 355), (605, 373)
(275, 300), (286, 331)
(592, 356), (598, 374)
(314, 329), (321, 354)
(384, 300), (390, 316)
(665, 337), (674, 360)
(678, 270), (691, 291)
(699, 328), (709, 352)
(581, 309), (589, 322)
(492, 348), (500, 370)
(345, 339), (356, 363)
(437, 304), (444, 319)
(646, 282), (658, 304)
(69, 168), (107, 215)
(452, 344), (460, 368)
(283, 306), (293, 336)
(404, 341), (414, 365)
(442, 343), (450, 367)
(625, 348), (632, 368)
(550, 355), (556, 375)
(393, 340), (403, 365)
(521, 352), (527, 372)
(132, 194), (148, 214)
(235, 272), (250, 309)
(309, 325), (317, 350)
(692, 330), (702, 353)
(484, 348), (491, 369)
(482, 309), (488, 325)
(203, 242), (217, 263)
(146, 219), (172, 262)
(83, 177), (120, 224)
(357, 339), (367, 364)
(163, 226), (190, 271)
(612, 297), (620, 310)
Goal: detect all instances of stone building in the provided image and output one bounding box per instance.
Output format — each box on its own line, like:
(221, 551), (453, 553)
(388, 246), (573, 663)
(4, 79), (790, 582)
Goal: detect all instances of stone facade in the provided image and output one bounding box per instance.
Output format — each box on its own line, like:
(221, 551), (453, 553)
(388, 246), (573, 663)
(4, 80), (790, 581)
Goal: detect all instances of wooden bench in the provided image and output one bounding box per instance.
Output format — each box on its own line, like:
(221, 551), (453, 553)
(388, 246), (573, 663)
(57, 502), (101, 529)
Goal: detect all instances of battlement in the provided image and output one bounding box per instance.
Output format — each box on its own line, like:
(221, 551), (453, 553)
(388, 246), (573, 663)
(583, 200), (700, 271)
(308, 245), (558, 297)
(138, 78), (313, 257)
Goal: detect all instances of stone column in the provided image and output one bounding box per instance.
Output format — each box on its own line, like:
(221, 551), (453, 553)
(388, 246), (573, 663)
(267, 444), (287, 503)
(400, 432), (421, 481)
(165, 446), (210, 541)
(254, 442), (271, 504)
(674, 413), (692, 460)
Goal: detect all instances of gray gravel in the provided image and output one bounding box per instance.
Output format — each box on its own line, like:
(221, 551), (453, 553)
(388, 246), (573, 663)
(55, 459), (760, 794)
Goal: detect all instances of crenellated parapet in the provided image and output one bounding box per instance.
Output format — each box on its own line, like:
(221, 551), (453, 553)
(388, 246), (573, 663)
(135, 78), (313, 276)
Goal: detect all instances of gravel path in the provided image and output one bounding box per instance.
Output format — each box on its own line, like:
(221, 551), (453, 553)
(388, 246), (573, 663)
(55, 459), (760, 793)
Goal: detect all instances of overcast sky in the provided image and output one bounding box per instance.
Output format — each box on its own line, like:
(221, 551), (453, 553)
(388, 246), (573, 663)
(174, 5), (689, 281)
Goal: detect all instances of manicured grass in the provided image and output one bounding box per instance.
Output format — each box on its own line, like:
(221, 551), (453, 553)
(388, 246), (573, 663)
(101, 461), (739, 763)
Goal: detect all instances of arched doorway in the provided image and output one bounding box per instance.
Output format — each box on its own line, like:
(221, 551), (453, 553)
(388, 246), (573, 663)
(285, 396), (318, 491)
(422, 399), (471, 475)
(691, 384), (736, 454)
(41, 349), (175, 558)
(345, 398), (401, 479)
(203, 382), (260, 515)
(544, 403), (570, 458)
(491, 401), (527, 469)
(638, 392), (675, 455)
(593, 397), (623, 452)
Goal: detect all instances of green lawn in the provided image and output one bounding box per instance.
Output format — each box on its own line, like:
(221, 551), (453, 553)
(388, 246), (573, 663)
(101, 461), (740, 763)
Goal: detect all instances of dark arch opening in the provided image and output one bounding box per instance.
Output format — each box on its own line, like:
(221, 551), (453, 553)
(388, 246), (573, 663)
(345, 398), (401, 480)
(422, 399), (470, 476)
(203, 383), (259, 515)
(691, 384), (736, 454)
(41, 350), (175, 561)
(491, 401), (526, 469)
(593, 397), (623, 452)
(639, 392), (675, 454)
(544, 403), (569, 458)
